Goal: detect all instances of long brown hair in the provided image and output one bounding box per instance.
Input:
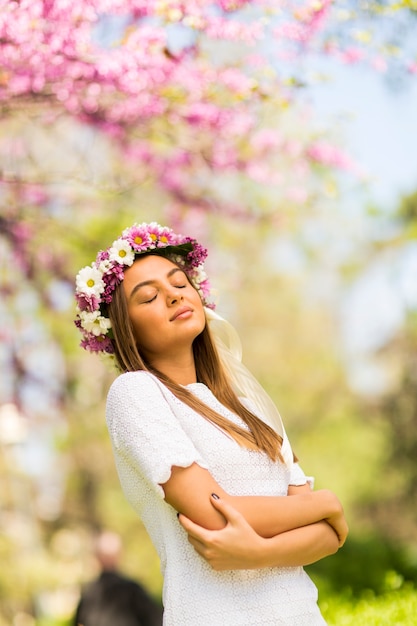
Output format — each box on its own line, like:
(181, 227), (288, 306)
(107, 268), (283, 462)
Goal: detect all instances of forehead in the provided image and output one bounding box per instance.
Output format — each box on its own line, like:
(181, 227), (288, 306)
(122, 255), (182, 293)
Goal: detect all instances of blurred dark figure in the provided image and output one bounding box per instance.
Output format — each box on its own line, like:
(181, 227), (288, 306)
(73, 531), (163, 626)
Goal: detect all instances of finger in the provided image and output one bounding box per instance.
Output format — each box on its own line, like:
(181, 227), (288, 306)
(209, 494), (247, 526)
(187, 536), (207, 556)
(178, 513), (210, 543)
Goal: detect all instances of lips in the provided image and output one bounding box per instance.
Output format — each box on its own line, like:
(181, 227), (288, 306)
(170, 306), (193, 321)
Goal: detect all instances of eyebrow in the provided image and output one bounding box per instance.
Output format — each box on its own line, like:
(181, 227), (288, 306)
(128, 267), (185, 301)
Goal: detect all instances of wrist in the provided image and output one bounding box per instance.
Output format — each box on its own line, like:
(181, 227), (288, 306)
(257, 535), (284, 568)
(317, 489), (342, 518)
(241, 534), (273, 569)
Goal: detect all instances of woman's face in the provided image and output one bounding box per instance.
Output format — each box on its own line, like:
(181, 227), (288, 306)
(122, 255), (206, 360)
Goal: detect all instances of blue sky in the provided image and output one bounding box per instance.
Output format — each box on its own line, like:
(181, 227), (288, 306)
(309, 59), (417, 210)
(306, 59), (417, 393)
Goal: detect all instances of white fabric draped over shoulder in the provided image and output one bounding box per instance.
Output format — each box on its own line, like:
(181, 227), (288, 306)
(205, 308), (294, 467)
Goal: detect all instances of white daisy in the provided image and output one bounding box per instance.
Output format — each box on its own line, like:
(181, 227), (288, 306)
(76, 266), (105, 297)
(79, 310), (112, 336)
(108, 239), (135, 266)
(97, 259), (113, 274)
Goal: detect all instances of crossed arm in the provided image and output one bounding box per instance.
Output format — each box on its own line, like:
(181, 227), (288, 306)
(161, 462), (348, 571)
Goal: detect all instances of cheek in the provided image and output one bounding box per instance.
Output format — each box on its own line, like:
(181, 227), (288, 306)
(131, 321), (161, 354)
(128, 309), (155, 343)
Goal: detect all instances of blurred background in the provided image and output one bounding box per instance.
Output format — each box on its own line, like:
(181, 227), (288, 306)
(1, 1), (416, 624)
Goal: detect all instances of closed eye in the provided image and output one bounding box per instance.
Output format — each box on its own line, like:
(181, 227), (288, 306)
(143, 293), (157, 304)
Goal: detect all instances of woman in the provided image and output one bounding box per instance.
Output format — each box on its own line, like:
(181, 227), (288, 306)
(75, 222), (348, 625)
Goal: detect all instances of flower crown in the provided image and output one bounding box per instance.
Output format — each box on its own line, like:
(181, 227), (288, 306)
(74, 222), (214, 354)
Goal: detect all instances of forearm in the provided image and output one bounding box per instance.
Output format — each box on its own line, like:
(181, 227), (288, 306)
(178, 497), (344, 572)
(163, 463), (342, 538)
(257, 521), (340, 568)
(225, 490), (340, 539)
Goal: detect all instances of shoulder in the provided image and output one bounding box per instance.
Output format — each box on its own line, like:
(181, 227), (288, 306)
(107, 370), (162, 400)
(105, 373), (174, 454)
(106, 371), (172, 425)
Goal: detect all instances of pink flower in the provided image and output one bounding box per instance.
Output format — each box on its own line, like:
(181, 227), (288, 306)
(96, 249), (110, 263)
(22, 184), (49, 206)
(75, 292), (100, 312)
(155, 226), (176, 247)
(306, 141), (353, 170)
(185, 241), (208, 267)
(340, 47), (364, 65)
(218, 0), (250, 11)
(124, 225), (154, 252)
(103, 264), (124, 287)
(274, 23), (308, 43)
(80, 334), (114, 354)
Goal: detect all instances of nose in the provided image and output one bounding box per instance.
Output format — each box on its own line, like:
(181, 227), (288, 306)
(166, 287), (184, 305)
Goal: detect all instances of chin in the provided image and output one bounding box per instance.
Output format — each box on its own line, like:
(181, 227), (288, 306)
(188, 317), (206, 340)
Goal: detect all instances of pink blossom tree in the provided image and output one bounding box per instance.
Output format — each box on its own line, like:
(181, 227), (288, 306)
(2, 0), (414, 218)
(0, 0), (415, 410)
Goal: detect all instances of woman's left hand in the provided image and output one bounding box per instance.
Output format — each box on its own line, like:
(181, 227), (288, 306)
(178, 495), (266, 571)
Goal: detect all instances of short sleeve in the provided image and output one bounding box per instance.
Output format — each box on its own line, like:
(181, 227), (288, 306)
(106, 371), (208, 498)
(289, 462), (315, 489)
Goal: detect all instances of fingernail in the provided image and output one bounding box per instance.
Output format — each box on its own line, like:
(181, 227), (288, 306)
(211, 493), (220, 500)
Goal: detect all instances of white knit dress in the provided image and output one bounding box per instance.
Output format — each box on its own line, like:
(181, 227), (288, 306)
(106, 371), (327, 626)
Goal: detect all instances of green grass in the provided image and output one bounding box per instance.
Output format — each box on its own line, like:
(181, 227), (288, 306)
(320, 586), (417, 625)
(32, 586), (417, 625)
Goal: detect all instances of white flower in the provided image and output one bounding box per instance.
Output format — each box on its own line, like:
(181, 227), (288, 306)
(79, 310), (112, 336)
(192, 265), (207, 285)
(97, 259), (113, 274)
(108, 239), (135, 266)
(76, 266), (105, 296)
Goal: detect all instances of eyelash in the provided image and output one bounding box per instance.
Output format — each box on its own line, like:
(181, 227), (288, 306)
(143, 284), (186, 304)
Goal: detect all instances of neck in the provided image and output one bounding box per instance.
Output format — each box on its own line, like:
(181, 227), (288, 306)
(148, 351), (197, 386)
